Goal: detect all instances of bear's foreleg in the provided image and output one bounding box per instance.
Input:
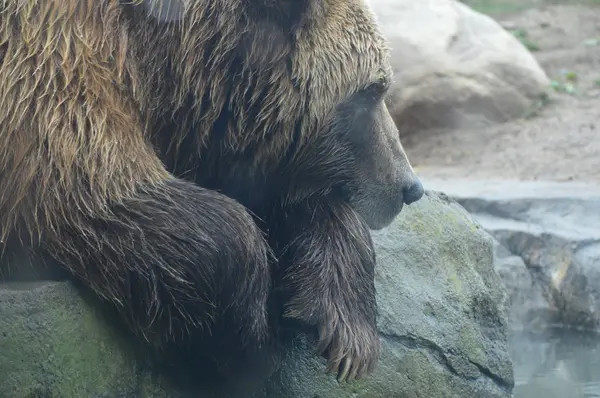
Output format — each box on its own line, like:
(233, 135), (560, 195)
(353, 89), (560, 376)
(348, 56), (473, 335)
(269, 199), (380, 382)
(0, 0), (271, 354)
(46, 180), (272, 350)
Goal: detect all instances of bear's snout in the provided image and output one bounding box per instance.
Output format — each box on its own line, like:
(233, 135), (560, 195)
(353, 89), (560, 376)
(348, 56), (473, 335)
(402, 178), (424, 205)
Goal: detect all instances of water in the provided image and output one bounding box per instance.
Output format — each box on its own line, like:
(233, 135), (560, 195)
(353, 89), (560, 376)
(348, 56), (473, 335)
(511, 329), (600, 398)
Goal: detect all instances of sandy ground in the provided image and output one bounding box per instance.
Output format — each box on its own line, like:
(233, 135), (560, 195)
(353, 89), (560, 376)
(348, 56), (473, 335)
(404, 3), (600, 183)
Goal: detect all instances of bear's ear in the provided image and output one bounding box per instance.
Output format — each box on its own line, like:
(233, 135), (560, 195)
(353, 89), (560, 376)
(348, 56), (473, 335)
(238, 0), (325, 66)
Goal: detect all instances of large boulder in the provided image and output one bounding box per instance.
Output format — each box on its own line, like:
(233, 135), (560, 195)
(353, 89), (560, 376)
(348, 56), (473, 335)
(369, 0), (550, 133)
(255, 192), (514, 398)
(425, 179), (600, 332)
(0, 192), (514, 397)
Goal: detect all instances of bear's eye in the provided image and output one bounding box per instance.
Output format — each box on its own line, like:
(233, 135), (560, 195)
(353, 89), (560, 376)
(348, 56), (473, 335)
(365, 76), (389, 98)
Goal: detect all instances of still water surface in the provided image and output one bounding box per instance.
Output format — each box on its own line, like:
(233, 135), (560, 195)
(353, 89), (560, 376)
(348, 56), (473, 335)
(511, 330), (600, 398)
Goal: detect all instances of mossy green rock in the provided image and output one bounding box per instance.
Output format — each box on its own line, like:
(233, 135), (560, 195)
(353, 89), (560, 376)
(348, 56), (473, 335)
(0, 192), (514, 397)
(0, 281), (179, 398)
(252, 191), (514, 398)
(0, 281), (138, 397)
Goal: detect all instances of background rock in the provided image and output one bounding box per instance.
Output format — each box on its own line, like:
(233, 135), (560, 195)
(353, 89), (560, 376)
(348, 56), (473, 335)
(0, 192), (514, 397)
(491, 238), (550, 330)
(425, 179), (600, 332)
(369, 0), (550, 133)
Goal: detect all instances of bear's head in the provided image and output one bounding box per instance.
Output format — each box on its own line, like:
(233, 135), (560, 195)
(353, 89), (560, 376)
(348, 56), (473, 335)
(266, 0), (424, 230)
(144, 0), (423, 230)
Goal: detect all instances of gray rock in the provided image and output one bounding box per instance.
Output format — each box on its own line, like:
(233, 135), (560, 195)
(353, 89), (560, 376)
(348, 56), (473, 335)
(0, 192), (514, 397)
(492, 238), (550, 330)
(254, 192), (514, 398)
(370, 0), (550, 133)
(425, 179), (600, 331)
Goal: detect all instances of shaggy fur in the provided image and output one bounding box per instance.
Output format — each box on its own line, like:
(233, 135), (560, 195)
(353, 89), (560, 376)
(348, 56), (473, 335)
(268, 199), (379, 380)
(0, 0), (423, 385)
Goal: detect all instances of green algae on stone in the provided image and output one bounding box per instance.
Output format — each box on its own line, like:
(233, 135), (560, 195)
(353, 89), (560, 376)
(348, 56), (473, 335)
(0, 282), (139, 398)
(253, 192), (514, 398)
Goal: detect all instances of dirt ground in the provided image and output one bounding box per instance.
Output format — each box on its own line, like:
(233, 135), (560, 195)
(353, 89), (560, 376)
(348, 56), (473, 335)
(404, 2), (600, 183)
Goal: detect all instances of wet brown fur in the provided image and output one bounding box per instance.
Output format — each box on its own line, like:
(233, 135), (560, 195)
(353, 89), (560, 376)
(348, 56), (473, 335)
(0, 0), (394, 384)
(268, 198), (379, 380)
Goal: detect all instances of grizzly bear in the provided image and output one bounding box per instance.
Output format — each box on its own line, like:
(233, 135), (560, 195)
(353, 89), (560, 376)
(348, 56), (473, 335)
(0, 0), (424, 388)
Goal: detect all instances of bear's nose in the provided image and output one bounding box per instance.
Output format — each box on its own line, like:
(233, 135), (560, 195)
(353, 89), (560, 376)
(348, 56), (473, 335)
(402, 178), (424, 205)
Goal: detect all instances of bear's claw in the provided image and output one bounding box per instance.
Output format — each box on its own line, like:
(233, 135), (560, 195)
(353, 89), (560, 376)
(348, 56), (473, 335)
(316, 317), (380, 383)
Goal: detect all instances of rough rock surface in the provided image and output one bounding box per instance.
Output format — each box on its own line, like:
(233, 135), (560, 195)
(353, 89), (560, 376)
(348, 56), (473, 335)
(369, 0), (550, 133)
(491, 238), (550, 330)
(0, 281), (141, 397)
(425, 179), (600, 331)
(0, 192), (514, 397)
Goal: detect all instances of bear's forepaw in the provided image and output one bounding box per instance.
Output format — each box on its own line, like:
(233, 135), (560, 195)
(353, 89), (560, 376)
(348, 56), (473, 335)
(315, 313), (380, 383)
